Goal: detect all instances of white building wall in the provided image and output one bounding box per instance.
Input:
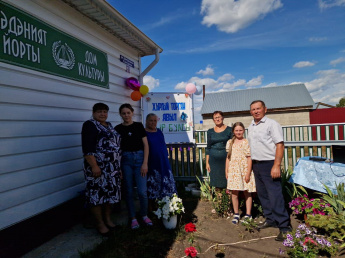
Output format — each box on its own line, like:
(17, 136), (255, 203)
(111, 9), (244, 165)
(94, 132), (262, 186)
(0, 0), (143, 229)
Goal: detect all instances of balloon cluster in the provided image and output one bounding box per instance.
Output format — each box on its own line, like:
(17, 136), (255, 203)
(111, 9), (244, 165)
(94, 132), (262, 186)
(185, 82), (202, 95)
(125, 77), (149, 101)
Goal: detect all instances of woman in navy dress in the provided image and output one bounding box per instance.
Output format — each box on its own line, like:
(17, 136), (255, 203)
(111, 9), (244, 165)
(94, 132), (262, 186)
(81, 103), (121, 236)
(145, 113), (177, 206)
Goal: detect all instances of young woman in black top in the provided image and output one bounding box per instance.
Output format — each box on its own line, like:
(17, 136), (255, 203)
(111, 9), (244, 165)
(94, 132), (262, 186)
(115, 103), (152, 229)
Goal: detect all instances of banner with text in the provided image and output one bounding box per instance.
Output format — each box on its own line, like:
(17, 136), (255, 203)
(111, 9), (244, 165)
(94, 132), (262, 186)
(0, 2), (109, 88)
(142, 92), (194, 143)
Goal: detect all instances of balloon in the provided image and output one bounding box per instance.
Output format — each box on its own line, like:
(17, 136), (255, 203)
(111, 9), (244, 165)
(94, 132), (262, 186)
(185, 83), (196, 94)
(130, 91), (142, 101)
(195, 85), (202, 95)
(125, 77), (140, 91)
(139, 85), (149, 96)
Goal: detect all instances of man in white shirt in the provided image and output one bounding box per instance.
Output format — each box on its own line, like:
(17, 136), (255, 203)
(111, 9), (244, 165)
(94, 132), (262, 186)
(247, 100), (291, 241)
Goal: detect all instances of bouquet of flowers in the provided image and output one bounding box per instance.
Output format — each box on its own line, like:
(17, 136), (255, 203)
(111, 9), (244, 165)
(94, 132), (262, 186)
(289, 195), (332, 216)
(154, 193), (185, 221)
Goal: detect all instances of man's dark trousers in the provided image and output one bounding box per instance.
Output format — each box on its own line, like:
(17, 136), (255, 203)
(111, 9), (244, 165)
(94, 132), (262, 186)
(253, 160), (290, 231)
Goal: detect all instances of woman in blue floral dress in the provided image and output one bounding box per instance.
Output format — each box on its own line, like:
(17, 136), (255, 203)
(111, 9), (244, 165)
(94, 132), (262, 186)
(145, 113), (177, 206)
(81, 103), (121, 236)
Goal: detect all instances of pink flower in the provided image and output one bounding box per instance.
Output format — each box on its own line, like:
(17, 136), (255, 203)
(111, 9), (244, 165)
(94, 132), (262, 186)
(303, 237), (318, 246)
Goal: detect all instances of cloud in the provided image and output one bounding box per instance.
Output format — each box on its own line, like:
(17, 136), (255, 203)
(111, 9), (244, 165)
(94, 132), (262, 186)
(318, 0), (345, 9)
(175, 81), (187, 90)
(188, 72), (264, 121)
(305, 69), (345, 104)
(263, 82), (278, 87)
(289, 82), (304, 85)
(293, 61), (315, 68)
(330, 57), (345, 66)
(200, 0), (283, 33)
(196, 65), (215, 76)
(143, 75), (160, 90)
(140, 12), (186, 31)
(247, 75), (264, 87)
(175, 66), (264, 92)
(218, 73), (234, 81)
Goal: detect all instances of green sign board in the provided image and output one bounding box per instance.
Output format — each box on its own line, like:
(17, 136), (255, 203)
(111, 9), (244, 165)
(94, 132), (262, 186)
(0, 2), (109, 88)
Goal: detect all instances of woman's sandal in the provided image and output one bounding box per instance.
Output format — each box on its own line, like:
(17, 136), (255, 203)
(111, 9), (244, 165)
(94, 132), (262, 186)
(143, 216), (153, 226)
(131, 219), (140, 229)
(232, 214), (240, 224)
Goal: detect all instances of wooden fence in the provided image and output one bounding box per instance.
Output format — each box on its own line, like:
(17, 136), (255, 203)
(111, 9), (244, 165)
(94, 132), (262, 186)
(167, 123), (345, 181)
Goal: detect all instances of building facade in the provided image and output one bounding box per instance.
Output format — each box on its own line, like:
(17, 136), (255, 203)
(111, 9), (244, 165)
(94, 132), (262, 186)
(0, 0), (162, 230)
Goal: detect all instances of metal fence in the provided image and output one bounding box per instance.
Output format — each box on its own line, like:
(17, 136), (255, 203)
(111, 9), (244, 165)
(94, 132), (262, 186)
(167, 123), (345, 181)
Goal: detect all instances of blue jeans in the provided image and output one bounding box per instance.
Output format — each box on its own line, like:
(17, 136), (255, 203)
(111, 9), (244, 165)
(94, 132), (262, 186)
(121, 150), (148, 218)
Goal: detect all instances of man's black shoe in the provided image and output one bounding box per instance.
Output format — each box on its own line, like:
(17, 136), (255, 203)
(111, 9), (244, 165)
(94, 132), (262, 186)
(257, 221), (277, 230)
(275, 231), (288, 241)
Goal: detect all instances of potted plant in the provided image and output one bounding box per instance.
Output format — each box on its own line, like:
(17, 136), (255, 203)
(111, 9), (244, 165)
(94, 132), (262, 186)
(154, 193), (185, 229)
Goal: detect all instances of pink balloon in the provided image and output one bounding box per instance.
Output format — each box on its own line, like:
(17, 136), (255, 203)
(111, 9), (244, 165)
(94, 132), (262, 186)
(125, 77), (140, 91)
(185, 83), (196, 94)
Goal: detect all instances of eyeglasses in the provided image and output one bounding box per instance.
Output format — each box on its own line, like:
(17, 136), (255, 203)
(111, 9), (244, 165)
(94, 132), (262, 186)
(213, 116), (222, 120)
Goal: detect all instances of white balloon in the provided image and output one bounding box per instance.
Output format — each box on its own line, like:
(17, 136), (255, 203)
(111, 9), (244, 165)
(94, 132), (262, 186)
(195, 85), (202, 95)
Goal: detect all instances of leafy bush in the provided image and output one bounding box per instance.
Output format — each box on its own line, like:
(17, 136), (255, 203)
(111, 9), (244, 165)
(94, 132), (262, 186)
(196, 176), (214, 202)
(307, 213), (345, 248)
(281, 169), (308, 204)
(213, 189), (232, 217)
(319, 183), (345, 215)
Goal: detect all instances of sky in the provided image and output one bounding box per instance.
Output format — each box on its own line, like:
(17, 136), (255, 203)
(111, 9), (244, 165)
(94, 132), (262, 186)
(109, 0), (345, 122)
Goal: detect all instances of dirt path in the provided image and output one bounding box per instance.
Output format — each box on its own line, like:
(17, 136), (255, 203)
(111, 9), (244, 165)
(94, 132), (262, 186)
(167, 198), (302, 258)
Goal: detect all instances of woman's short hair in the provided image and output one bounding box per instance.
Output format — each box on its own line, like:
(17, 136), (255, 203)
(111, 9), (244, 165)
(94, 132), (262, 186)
(119, 103), (134, 113)
(212, 111), (224, 118)
(93, 103), (109, 112)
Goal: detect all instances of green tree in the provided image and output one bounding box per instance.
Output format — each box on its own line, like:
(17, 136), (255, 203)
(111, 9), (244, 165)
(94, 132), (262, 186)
(336, 97), (345, 107)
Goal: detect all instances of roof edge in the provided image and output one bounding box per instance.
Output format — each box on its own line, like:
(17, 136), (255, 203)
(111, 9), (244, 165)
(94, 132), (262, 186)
(60, 0), (163, 56)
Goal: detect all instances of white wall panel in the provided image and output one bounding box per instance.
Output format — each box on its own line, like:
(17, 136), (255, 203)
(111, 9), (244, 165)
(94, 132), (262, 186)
(0, 184), (84, 230)
(0, 160), (82, 192)
(0, 121), (82, 138)
(0, 147), (82, 175)
(0, 172), (83, 210)
(0, 135), (80, 156)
